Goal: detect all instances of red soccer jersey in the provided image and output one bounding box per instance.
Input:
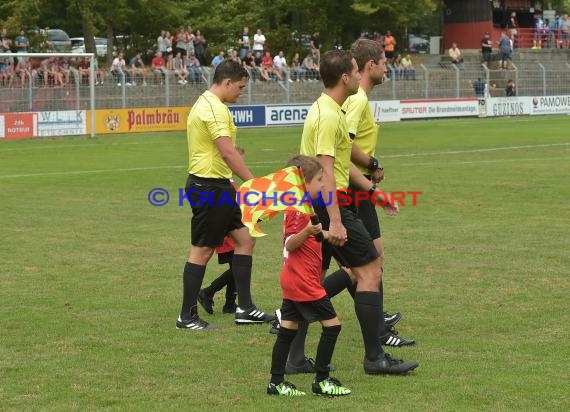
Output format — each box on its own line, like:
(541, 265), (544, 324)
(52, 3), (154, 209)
(279, 212), (326, 302)
(216, 236), (235, 255)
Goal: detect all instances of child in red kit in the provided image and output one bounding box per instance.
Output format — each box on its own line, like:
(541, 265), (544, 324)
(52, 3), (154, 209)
(267, 155), (351, 397)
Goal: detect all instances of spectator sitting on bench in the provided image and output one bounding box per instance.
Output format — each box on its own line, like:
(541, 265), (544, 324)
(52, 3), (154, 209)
(401, 54), (416, 80)
(151, 51), (167, 84)
(449, 42), (463, 67)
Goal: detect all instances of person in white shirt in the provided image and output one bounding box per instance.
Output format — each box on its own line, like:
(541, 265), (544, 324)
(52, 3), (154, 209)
(111, 52), (131, 85)
(253, 28), (266, 53)
(273, 50), (291, 82)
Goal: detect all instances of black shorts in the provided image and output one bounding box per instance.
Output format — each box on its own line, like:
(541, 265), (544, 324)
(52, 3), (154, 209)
(348, 180), (381, 240)
(280, 296), (337, 323)
(185, 174), (245, 248)
(314, 201), (379, 270)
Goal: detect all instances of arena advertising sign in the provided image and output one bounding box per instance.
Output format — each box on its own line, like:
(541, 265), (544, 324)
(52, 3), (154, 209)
(38, 111), (87, 136)
(0, 113), (38, 139)
(485, 97), (531, 117)
(86, 107), (190, 134)
(265, 104), (311, 126)
(229, 105), (266, 127)
(529, 95), (570, 115)
(399, 98), (479, 119)
(370, 100), (401, 122)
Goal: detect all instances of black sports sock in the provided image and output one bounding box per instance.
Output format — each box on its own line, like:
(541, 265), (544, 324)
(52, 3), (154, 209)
(203, 268), (232, 296)
(180, 262), (206, 319)
(287, 320), (309, 366)
(315, 325), (341, 382)
(354, 291), (381, 361)
(232, 254), (253, 309)
(378, 279), (388, 336)
(224, 264), (236, 304)
(323, 269), (351, 298)
(270, 326), (298, 385)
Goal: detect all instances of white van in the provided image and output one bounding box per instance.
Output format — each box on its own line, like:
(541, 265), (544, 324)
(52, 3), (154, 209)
(70, 37), (108, 56)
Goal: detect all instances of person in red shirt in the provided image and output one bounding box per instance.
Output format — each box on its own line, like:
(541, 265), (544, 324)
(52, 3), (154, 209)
(151, 51), (166, 83)
(267, 155), (351, 397)
(261, 50), (282, 81)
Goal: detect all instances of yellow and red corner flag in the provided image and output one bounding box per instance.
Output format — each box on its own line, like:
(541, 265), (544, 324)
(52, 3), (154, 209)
(238, 166), (314, 237)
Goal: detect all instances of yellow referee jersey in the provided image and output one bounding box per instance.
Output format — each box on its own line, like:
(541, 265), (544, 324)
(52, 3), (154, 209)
(300, 93), (351, 189)
(187, 90), (237, 179)
(343, 87), (379, 175)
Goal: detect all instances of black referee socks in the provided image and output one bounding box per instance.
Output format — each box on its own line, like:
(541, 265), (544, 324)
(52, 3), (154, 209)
(180, 262), (206, 319)
(232, 254), (254, 309)
(354, 291), (382, 361)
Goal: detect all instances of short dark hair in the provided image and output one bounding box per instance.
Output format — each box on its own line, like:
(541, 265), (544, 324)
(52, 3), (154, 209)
(319, 49), (354, 88)
(212, 60), (249, 84)
(286, 155), (322, 183)
(350, 38), (385, 71)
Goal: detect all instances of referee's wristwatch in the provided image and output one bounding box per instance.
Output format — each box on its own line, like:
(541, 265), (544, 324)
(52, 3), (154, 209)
(367, 156), (380, 172)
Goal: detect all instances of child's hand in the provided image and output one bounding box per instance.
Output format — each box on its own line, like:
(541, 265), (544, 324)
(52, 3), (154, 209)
(305, 220), (322, 236)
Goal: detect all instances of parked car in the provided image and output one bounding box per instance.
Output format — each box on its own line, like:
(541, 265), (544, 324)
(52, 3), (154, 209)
(71, 37), (108, 56)
(408, 34), (430, 53)
(28, 28), (72, 52)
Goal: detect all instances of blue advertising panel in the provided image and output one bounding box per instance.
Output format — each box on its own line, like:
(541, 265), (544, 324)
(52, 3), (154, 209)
(229, 105), (266, 127)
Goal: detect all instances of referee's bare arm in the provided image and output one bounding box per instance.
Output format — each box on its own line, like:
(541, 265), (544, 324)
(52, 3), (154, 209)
(318, 155), (347, 246)
(215, 136), (254, 181)
(350, 143), (370, 169)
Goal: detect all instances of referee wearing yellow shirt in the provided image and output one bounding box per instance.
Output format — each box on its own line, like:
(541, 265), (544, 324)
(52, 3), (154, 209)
(298, 49), (417, 375)
(338, 39), (416, 348)
(176, 60), (275, 330)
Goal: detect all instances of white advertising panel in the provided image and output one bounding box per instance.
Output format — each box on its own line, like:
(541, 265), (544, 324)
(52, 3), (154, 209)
(38, 110), (87, 136)
(399, 99), (479, 119)
(486, 97), (531, 117)
(265, 104), (311, 126)
(370, 100), (401, 122)
(529, 95), (570, 115)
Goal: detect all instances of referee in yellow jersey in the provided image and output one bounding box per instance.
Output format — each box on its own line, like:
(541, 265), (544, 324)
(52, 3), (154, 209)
(331, 39), (416, 347)
(176, 60), (275, 330)
(298, 49), (418, 374)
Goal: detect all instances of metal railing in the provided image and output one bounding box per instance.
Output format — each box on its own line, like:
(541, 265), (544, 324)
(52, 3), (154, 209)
(2, 62), (570, 113)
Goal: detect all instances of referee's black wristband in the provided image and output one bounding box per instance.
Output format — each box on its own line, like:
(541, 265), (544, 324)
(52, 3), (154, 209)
(368, 185), (377, 196)
(367, 156), (379, 172)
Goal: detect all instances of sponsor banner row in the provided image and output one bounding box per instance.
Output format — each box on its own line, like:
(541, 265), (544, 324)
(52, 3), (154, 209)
(231, 99), (481, 126)
(2, 96), (569, 139)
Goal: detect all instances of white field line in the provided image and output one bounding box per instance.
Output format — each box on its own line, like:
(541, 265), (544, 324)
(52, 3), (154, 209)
(400, 156), (570, 167)
(0, 140), (171, 152)
(382, 142), (570, 159)
(0, 165), (184, 179)
(0, 143), (568, 180)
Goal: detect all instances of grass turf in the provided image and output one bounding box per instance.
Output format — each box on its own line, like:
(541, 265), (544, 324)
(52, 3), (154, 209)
(0, 116), (569, 411)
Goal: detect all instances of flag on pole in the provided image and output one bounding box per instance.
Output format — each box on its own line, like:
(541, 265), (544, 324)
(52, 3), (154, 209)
(238, 166), (315, 237)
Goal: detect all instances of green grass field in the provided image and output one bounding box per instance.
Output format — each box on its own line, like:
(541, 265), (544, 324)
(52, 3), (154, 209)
(1, 116), (569, 411)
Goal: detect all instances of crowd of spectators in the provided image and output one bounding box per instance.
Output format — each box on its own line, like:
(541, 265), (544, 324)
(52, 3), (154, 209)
(2, 15), (570, 89)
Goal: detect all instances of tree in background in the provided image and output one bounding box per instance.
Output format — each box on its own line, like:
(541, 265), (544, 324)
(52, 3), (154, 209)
(0, 0), (461, 63)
